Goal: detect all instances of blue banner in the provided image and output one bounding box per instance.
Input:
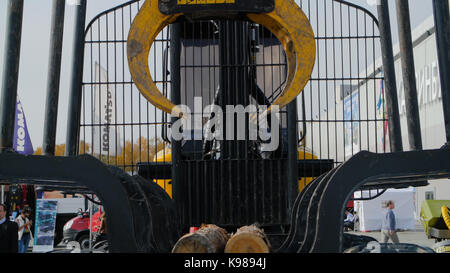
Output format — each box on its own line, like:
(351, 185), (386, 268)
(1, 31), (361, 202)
(13, 99), (34, 155)
(33, 199), (58, 253)
(344, 92), (360, 157)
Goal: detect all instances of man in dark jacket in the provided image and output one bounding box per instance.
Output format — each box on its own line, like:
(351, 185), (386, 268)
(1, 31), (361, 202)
(0, 203), (19, 253)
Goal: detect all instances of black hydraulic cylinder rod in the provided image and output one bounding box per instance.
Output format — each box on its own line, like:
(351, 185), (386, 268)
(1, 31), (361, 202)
(432, 0), (450, 145)
(287, 98), (299, 215)
(170, 23), (183, 221)
(43, 0), (66, 156)
(0, 0), (24, 153)
(65, 0), (87, 156)
(395, 0), (423, 151)
(377, 0), (403, 152)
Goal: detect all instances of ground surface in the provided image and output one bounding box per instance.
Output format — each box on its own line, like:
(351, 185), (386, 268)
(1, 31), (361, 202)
(25, 222), (442, 252)
(347, 222), (438, 248)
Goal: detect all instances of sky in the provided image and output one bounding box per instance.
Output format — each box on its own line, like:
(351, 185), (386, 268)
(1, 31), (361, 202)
(0, 0), (436, 150)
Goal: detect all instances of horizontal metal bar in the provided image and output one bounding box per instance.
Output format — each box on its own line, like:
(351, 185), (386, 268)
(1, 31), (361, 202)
(83, 80), (168, 85)
(179, 63), (286, 68)
(138, 159), (334, 181)
(309, 77), (384, 81)
(315, 35), (380, 40)
(297, 119), (388, 123)
(85, 38), (170, 44)
(80, 121), (170, 127)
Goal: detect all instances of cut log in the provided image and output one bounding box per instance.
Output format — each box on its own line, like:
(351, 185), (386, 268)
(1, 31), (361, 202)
(172, 224), (229, 253)
(225, 225), (271, 253)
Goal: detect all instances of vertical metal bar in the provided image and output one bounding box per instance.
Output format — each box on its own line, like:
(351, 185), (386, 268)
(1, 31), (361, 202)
(377, 0), (403, 152)
(170, 23), (183, 225)
(0, 0), (24, 153)
(395, 0), (423, 151)
(287, 98), (298, 216)
(65, 0), (87, 156)
(1, 185), (4, 204)
(432, 0), (450, 145)
(88, 194), (92, 251)
(43, 0), (66, 156)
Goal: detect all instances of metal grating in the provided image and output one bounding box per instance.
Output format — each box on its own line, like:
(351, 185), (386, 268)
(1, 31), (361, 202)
(79, 0), (387, 229)
(297, 0), (388, 173)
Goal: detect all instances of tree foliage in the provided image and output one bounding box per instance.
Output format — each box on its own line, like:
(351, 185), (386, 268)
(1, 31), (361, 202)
(34, 141), (91, 156)
(34, 138), (166, 173)
(98, 137), (166, 172)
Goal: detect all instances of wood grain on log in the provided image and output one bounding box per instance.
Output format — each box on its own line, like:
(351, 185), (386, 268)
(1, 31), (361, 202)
(225, 225), (271, 253)
(172, 224), (229, 253)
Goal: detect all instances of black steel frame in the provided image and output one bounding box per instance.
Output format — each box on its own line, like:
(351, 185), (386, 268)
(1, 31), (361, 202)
(0, 152), (180, 253)
(1, 0), (448, 253)
(432, 0), (450, 145)
(0, 0), (24, 153)
(76, 0), (395, 250)
(66, 0), (87, 156)
(78, 0), (391, 180)
(279, 148), (450, 253)
(43, 0), (66, 156)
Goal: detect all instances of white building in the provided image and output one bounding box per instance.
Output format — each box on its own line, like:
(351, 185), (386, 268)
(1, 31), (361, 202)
(308, 14), (450, 219)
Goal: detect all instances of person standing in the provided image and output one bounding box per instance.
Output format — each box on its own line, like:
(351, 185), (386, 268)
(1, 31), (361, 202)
(93, 212), (108, 245)
(15, 207), (33, 253)
(0, 203), (18, 253)
(344, 209), (354, 231)
(353, 211), (360, 232)
(381, 200), (399, 243)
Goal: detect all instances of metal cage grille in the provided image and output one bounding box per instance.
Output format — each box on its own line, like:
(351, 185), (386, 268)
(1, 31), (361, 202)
(81, 1), (169, 174)
(79, 0), (387, 229)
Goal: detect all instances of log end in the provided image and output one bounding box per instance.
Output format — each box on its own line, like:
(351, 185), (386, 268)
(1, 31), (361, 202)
(225, 232), (270, 253)
(172, 224), (229, 253)
(172, 233), (215, 253)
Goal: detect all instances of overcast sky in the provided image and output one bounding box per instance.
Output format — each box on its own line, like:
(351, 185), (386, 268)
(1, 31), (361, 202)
(0, 0), (436, 150)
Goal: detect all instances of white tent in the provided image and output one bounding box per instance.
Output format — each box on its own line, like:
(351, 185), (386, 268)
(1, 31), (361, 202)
(354, 188), (416, 232)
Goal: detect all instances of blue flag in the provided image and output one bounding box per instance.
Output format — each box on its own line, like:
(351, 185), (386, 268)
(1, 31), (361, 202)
(377, 80), (384, 111)
(13, 99), (34, 155)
